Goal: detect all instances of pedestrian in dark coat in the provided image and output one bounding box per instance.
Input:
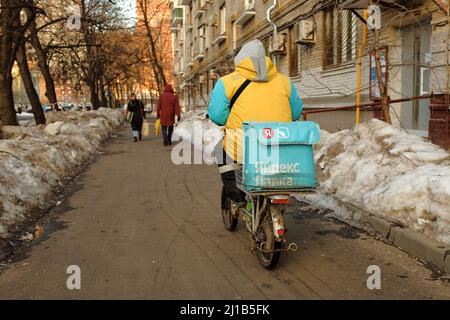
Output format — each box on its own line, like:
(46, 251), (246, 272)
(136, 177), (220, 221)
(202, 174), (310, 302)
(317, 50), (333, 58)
(127, 93), (146, 142)
(157, 85), (181, 146)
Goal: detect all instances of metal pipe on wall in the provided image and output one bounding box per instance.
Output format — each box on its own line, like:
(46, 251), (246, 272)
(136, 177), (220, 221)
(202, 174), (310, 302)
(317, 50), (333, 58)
(267, 0), (278, 65)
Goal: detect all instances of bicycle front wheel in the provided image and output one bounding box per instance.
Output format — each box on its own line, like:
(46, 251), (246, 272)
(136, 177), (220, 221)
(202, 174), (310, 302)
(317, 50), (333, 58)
(221, 186), (238, 231)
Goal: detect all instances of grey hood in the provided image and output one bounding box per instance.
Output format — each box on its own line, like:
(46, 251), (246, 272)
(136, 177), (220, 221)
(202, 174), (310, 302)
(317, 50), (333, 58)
(234, 39), (272, 82)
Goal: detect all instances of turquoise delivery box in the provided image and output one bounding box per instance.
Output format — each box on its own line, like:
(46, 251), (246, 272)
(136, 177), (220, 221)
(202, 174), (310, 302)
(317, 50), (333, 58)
(241, 121), (320, 192)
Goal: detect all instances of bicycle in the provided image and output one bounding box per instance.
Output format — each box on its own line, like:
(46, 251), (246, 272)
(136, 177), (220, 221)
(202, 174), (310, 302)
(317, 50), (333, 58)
(220, 121), (320, 269)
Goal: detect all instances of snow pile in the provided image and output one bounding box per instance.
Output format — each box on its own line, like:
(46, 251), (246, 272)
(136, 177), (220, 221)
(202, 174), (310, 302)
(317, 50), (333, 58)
(173, 109), (223, 163)
(0, 108), (124, 239)
(308, 119), (450, 244)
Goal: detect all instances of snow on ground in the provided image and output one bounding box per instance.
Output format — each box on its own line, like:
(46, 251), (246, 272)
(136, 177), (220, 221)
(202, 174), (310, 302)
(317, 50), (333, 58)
(306, 119), (450, 245)
(0, 108), (124, 239)
(173, 109), (223, 163)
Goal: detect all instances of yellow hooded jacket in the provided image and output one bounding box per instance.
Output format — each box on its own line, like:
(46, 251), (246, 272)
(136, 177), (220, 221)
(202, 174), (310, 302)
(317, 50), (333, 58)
(208, 40), (303, 162)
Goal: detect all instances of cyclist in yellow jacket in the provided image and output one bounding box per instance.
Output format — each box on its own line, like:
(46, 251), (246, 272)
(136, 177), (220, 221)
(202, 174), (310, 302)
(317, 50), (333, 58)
(208, 39), (303, 203)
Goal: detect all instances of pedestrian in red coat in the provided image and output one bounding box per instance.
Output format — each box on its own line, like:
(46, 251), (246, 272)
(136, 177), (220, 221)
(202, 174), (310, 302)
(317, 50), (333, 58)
(157, 84), (181, 146)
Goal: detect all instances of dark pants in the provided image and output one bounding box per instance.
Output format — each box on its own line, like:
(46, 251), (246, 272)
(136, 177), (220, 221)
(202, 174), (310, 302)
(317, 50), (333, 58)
(131, 119), (143, 140)
(215, 142), (246, 203)
(162, 125), (174, 145)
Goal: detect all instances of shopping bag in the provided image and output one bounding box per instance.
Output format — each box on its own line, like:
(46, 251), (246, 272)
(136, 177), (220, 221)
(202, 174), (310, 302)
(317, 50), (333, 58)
(142, 121), (150, 137)
(154, 118), (161, 136)
(126, 111), (134, 123)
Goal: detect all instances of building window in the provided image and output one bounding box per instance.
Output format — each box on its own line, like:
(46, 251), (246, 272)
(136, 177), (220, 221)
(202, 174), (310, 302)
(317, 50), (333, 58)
(198, 24), (206, 53)
(208, 15), (216, 47)
(205, 23), (211, 49)
(322, 6), (357, 68)
(219, 5), (226, 35)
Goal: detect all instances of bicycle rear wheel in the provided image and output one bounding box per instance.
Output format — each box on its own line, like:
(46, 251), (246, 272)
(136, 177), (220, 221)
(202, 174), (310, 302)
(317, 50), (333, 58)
(256, 209), (281, 269)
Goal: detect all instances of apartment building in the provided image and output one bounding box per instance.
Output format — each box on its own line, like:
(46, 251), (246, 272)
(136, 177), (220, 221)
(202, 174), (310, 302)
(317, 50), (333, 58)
(171, 0), (449, 142)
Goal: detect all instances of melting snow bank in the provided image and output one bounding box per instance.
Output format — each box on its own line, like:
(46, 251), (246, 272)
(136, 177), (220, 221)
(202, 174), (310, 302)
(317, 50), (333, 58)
(0, 108), (125, 240)
(300, 119), (450, 245)
(173, 109), (223, 164)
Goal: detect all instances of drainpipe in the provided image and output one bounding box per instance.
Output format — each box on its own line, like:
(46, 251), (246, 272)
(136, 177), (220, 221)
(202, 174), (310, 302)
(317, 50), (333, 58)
(267, 0), (278, 65)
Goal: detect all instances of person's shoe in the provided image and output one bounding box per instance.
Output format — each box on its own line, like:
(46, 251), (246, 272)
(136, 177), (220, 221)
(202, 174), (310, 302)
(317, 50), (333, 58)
(133, 137), (138, 142)
(169, 142), (173, 146)
(139, 133), (142, 141)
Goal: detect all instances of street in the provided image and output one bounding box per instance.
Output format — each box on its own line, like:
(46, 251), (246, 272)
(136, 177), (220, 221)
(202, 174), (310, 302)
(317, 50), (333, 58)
(0, 126), (449, 300)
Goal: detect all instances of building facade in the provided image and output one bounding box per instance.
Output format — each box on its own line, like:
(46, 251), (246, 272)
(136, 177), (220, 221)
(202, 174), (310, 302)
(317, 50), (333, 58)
(170, 0), (449, 143)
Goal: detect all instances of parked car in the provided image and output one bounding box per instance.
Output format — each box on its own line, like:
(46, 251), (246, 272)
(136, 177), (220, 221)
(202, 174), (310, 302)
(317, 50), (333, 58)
(62, 105), (70, 112)
(17, 112), (34, 124)
(42, 105), (52, 113)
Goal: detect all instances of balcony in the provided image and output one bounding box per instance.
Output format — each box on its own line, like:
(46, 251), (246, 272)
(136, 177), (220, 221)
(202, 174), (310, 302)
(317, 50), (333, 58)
(235, 3), (256, 25)
(194, 51), (204, 61)
(194, 8), (205, 19)
(194, 0), (207, 19)
(212, 32), (227, 46)
(172, 7), (183, 26)
(193, 44), (205, 61)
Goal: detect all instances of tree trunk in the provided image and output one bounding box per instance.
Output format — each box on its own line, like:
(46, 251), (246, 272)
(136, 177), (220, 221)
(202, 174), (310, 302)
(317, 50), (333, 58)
(107, 83), (113, 108)
(16, 42), (46, 125)
(89, 80), (100, 110)
(81, 0), (100, 110)
(0, 73), (17, 126)
(25, 4), (57, 107)
(99, 77), (107, 108)
(0, 0), (20, 126)
(28, 20), (58, 109)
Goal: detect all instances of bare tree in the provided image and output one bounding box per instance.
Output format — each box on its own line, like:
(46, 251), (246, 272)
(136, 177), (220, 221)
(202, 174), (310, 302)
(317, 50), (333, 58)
(138, 0), (170, 94)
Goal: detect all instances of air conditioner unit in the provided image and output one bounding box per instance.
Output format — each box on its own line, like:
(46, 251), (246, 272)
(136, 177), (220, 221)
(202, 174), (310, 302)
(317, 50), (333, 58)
(270, 33), (287, 56)
(296, 19), (315, 45)
(245, 0), (255, 10)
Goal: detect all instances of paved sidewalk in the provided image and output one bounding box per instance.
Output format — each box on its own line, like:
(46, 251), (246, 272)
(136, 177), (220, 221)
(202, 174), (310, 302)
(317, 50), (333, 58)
(0, 126), (449, 299)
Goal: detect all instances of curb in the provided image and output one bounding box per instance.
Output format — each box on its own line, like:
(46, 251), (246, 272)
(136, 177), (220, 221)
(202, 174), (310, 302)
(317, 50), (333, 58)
(297, 196), (450, 274)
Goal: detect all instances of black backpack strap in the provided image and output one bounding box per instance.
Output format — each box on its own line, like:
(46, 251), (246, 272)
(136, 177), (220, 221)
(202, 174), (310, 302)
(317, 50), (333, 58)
(229, 79), (251, 110)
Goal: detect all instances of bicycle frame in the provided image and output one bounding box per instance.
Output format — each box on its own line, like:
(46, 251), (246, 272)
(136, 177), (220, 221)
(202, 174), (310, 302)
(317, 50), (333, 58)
(237, 190), (286, 239)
